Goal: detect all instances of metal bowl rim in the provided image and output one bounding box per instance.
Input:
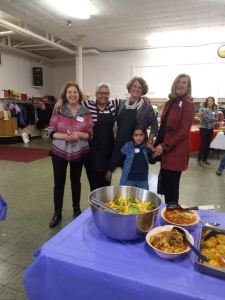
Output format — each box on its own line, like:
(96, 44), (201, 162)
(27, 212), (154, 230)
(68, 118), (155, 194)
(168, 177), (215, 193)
(88, 185), (162, 215)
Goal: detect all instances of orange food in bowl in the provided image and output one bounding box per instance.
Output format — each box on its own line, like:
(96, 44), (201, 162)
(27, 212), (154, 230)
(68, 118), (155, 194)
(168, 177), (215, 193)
(162, 208), (199, 226)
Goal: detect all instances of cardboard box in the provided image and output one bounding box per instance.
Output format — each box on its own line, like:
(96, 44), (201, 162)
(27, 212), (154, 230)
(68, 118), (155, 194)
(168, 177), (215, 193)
(0, 118), (18, 136)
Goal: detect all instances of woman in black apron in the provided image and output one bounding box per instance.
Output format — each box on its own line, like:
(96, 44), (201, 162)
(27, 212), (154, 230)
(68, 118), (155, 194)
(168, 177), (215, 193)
(83, 84), (118, 191)
(108, 77), (158, 175)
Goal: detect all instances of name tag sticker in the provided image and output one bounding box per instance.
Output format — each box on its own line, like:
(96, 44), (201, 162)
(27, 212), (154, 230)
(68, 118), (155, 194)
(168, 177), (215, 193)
(76, 116), (84, 122)
(135, 148), (140, 153)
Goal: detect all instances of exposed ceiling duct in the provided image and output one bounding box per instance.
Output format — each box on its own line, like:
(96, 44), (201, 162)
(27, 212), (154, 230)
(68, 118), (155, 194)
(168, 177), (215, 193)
(0, 18), (75, 55)
(0, 43), (52, 62)
(0, 30), (14, 37)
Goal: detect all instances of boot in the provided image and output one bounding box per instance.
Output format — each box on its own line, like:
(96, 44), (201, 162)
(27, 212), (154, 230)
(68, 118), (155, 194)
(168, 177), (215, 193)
(49, 212), (62, 228)
(73, 206), (81, 219)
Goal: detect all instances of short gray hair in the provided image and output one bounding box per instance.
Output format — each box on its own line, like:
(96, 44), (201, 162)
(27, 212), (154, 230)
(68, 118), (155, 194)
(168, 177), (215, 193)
(96, 83), (111, 94)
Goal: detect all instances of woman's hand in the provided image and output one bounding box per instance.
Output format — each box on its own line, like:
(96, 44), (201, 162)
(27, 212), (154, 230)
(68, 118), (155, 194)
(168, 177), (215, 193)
(105, 170), (112, 183)
(53, 99), (63, 114)
(146, 141), (154, 151)
(66, 130), (80, 141)
(152, 144), (164, 158)
(142, 96), (151, 104)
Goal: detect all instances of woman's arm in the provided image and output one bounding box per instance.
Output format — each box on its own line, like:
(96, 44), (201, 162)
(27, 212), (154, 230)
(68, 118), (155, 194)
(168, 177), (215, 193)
(53, 99), (63, 114)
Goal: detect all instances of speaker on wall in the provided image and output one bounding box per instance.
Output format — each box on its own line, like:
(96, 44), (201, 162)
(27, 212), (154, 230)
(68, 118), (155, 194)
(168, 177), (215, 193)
(32, 67), (43, 86)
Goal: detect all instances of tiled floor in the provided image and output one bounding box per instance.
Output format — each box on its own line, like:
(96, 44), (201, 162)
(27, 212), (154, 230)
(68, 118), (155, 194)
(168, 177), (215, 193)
(0, 139), (224, 299)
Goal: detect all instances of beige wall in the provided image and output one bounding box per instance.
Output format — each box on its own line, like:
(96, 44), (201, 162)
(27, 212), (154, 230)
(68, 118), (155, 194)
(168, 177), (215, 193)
(1, 44), (225, 101)
(0, 50), (53, 98)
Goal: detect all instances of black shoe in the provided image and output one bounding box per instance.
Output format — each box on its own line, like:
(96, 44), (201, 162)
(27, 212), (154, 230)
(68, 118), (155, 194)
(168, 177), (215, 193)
(216, 169), (222, 176)
(204, 161), (211, 165)
(49, 212), (62, 228)
(73, 207), (81, 219)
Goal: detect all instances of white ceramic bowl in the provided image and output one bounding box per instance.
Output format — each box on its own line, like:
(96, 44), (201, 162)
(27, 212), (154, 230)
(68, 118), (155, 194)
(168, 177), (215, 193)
(146, 225), (194, 260)
(161, 207), (200, 230)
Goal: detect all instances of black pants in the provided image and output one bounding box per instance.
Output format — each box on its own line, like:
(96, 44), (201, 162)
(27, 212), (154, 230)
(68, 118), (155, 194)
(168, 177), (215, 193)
(157, 169), (182, 203)
(51, 155), (83, 213)
(198, 128), (213, 162)
(84, 156), (110, 191)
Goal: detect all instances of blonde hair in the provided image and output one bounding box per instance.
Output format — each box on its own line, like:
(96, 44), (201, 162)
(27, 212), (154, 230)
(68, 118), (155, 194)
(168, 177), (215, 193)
(169, 74), (192, 100)
(60, 81), (83, 104)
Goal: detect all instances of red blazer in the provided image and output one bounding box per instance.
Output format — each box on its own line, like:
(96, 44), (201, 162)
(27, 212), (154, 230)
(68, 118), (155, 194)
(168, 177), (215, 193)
(160, 96), (194, 171)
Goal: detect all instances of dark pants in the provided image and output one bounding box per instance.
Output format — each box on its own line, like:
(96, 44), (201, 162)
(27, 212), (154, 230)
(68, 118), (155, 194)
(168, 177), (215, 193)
(198, 128), (213, 162)
(84, 156), (110, 191)
(157, 169), (182, 203)
(51, 155), (83, 213)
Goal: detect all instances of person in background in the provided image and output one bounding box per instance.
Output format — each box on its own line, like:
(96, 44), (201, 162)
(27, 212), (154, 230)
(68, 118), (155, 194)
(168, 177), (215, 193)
(198, 96), (218, 166)
(83, 83), (119, 190)
(106, 77), (158, 180)
(48, 82), (93, 228)
(216, 154), (225, 176)
(153, 74), (195, 204)
(118, 125), (155, 190)
(83, 91), (91, 101)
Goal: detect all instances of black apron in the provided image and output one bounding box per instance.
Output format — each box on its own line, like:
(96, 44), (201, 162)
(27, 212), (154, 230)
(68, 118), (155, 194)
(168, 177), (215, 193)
(89, 109), (115, 172)
(112, 107), (137, 168)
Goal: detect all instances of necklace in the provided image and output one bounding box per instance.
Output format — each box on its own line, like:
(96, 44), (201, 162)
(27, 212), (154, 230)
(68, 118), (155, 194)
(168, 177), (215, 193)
(124, 98), (143, 110)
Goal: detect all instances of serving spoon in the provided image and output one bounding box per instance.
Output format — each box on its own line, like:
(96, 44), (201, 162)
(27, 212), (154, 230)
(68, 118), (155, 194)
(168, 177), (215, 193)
(90, 198), (119, 214)
(167, 203), (220, 227)
(172, 226), (209, 262)
(167, 202), (197, 211)
(200, 220), (220, 227)
(166, 202), (220, 212)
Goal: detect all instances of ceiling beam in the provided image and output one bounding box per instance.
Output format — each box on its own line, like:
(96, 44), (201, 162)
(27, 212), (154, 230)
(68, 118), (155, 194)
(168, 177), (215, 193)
(0, 43), (52, 62)
(0, 19), (75, 55)
(0, 30), (14, 37)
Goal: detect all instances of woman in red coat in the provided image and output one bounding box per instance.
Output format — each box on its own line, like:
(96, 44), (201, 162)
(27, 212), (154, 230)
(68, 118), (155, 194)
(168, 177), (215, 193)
(153, 74), (195, 203)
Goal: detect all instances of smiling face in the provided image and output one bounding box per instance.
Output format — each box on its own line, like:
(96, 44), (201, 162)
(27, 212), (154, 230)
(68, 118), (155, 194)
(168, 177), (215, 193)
(133, 129), (145, 145)
(175, 77), (189, 97)
(130, 80), (143, 100)
(207, 98), (214, 108)
(66, 85), (80, 105)
(96, 86), (110, 106)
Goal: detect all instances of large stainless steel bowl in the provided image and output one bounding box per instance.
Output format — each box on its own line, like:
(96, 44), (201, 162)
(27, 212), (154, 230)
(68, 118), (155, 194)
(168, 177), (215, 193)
(88, 186), (162, 241)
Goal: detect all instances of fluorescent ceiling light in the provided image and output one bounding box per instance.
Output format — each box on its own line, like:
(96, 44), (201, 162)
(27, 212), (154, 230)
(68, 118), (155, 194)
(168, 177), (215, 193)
(44, 0), (97, 19)
(146, 27), (225, 47)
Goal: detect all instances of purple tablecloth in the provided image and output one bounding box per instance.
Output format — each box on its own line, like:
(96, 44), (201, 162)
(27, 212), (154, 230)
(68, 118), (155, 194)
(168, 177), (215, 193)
(24, 208), (225, 300)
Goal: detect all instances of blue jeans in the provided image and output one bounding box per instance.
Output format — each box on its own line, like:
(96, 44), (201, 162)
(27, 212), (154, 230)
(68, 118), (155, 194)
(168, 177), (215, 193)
(218, 154), (225, 171)
(121, 180), (149, 190)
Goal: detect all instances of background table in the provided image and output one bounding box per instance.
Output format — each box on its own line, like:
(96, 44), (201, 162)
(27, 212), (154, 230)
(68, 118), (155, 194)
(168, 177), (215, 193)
(24, 208), (225, 300)
(210, 132), (225, 150)
(190, 130), (217, 153)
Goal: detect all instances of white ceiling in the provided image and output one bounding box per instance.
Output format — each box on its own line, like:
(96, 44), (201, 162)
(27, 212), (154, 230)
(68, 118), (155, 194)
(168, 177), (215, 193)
(0, 0), (225, 60)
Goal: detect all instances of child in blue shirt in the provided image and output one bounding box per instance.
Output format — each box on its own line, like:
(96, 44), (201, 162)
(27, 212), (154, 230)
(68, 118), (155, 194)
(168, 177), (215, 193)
(120, 125), (155, 190)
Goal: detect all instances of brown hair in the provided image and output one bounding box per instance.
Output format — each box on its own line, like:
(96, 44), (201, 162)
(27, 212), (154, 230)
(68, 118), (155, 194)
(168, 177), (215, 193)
(169, 74), (192, 100)
(60, 81), (83, 104)
(203, 96), (216, 109)
(126, 77), (148, 95)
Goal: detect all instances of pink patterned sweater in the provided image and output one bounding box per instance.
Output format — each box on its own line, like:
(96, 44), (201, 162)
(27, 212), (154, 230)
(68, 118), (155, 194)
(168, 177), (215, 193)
(48, 104), (93, 161)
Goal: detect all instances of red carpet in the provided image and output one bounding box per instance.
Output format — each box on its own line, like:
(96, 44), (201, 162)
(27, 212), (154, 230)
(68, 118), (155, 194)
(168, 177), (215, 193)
(0, 146), (49, 162)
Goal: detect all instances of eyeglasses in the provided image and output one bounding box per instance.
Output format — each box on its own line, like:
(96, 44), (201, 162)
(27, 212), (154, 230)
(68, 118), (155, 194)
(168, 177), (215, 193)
(98, 92), (110, 95)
